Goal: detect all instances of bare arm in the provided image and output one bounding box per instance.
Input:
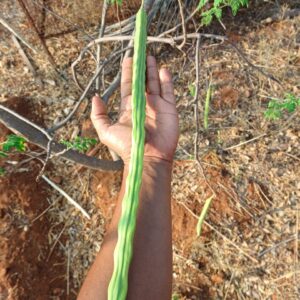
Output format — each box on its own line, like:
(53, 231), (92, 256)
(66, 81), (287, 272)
(78, 56), (179, 300)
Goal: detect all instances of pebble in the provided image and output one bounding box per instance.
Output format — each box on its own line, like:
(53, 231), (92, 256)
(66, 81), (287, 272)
(63, 108), (71, 115)
(43, 79), (56, 86)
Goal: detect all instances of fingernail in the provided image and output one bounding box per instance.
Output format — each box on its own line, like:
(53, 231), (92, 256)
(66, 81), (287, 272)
(95, 93), (100, 98)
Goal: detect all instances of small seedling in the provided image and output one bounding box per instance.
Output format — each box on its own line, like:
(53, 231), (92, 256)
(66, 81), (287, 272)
(198, 0), (249, 25)
(0, 135), (26, 157)
(60, 137), (97, 153)
(109, 0), (122, 4)
(264, 93), (300, 120)
(0, 167), (5, 176)
(204, 84), (212, 130)
(0, 135), (26, 176)
(189, 83), (196, 97)
(0, 150), (7, 158)
(172, 294), (180, 300)
(197, 194), (215, 236)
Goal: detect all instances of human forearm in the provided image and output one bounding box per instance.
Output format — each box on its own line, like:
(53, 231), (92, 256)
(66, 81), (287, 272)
(126, 160), (173, 299)
(78, 160), (173, 300)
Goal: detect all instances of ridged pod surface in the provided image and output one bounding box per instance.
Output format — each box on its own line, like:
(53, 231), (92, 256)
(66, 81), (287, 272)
(108, 5), (147, 300)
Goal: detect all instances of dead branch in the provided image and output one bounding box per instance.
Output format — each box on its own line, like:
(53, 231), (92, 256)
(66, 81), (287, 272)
(87, 33), (226, 49)
(41, 175), (91, 219)
(0, 105), (123, 171)
(157, 4), (197, 37)
(261, 8), (300, 24)
(102, 70), (122, 104)
(193, 37), (201, 164)
(0, 15), (37, 53)
(50, 46), (133, 133)
(16, 0), (58, 72)
(11, 35), (43, 86)
(96, 0), (109, 92)
(177, 0), (187, 49)
(30, 0), (93, 41)
(228, 41), (281, 85)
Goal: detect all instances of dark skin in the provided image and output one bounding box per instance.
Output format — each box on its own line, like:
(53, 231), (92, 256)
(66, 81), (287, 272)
(78, 56), (179, 300)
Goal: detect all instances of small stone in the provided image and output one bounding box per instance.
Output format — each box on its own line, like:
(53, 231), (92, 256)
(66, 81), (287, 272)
(43, 79), (56, 86)
(63, 108), (71, 115)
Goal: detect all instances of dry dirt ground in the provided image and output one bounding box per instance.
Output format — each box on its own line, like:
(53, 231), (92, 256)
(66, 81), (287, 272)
(0, 0), (299, 299)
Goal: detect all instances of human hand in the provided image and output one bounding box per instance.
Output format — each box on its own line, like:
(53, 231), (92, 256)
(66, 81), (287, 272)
(91, 56), (179, 164)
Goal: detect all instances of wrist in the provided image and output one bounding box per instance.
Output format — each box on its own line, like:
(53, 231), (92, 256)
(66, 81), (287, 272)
(123, 157), (173, 175)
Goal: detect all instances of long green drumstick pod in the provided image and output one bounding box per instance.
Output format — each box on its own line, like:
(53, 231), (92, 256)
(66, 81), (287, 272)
(108, 4), (147, 300)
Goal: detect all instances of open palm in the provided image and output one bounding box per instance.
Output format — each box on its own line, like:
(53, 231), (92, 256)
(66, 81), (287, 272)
(91, 56), (179, 164)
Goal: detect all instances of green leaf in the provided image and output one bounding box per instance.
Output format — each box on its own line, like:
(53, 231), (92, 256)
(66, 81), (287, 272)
(199, 0), (249, 24)
(230, 2), (240, 15)
(109, 0), (122, 4)
(264, 93), (300, 120)
(214, 0), (223, 6)
(0, 151), (8, 158)
(2, 135), (26, 152)
(0, 167), (5, 176)
(188, 83), (196, 97)
(197, 195), (214, 236)
(213, 7), (222, 20)
(60, 137), (97, 153)
(172, 294), (180, 300)
(201, 11), (214, 25)
(204, 84), (212, 130)
(197, 0), (209, 10)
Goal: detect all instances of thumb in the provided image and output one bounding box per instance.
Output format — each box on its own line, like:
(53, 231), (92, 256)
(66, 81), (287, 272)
(91, 94), (110, 139)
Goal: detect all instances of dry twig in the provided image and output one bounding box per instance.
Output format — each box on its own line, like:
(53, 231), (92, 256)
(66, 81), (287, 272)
(11, 35), (43, 86)
(30, 0), (93, 41)
(177, 0), (187, 49)
(52, 46), (132, 133)
(41, 175), (91, 219)
(16, 0), (58, 72)
(96, 0), (109, 92)
(0, 15), (37, 52)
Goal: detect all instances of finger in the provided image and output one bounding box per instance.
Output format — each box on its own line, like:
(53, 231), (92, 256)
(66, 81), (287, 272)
(159, 68), (176, 105)
(90, 95), (110, 139)
(121, 57), (133, 103)
(146, 56), (160, 95)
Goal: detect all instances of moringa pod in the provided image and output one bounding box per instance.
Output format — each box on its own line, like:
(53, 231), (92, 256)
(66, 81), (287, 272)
(108, 4), (147, 300)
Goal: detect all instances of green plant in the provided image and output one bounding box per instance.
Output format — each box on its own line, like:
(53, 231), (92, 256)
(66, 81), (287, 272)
(0, 135), (26, 176)
(108, 3), (147, 300)
(60, 137), (97, 153)
(108, 0), (122, 4)
(0, 167), (5, 176)
(189, 83), (196, 97)
(198, 0), (249, 25)
(172, 294), (180, 300)
(197, 194), (214, 236)
(264, 93), (300, 120)
(0, 134), (26, 157)
(204, 84), (212, 130)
